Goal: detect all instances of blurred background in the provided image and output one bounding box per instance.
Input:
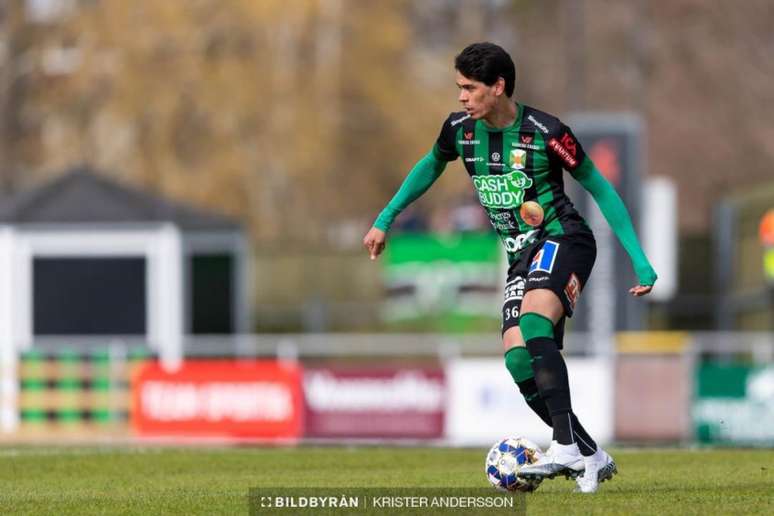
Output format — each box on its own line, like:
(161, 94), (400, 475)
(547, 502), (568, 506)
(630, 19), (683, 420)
(0, 0), (773, 447)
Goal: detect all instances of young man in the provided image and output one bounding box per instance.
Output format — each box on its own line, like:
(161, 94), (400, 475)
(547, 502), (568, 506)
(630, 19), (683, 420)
(363, 42), (656, 493)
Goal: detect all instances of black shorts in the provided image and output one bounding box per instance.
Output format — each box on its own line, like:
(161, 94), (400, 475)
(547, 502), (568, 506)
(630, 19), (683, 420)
(501, 231), (596, 348)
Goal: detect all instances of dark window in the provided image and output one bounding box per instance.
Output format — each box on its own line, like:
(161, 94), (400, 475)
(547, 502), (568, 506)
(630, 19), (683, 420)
(191, 254), (233, 334)
(34, 257), (146, 335)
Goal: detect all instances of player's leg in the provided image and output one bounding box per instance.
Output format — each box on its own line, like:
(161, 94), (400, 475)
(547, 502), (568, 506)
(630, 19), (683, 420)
(503, 326), (552, 427)
(504, 320), (598, 452)
(502, 271), (555, 427)
(516, 289), (585, 479)
(517, 298), (615, 492)
(516, 235), (616, 490)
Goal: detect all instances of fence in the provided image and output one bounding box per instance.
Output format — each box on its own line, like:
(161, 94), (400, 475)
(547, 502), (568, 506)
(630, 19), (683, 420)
(1, 332), (773, 446)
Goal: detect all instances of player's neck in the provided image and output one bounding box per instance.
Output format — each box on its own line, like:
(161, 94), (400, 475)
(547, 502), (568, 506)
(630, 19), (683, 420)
(482, 99), (518, 129)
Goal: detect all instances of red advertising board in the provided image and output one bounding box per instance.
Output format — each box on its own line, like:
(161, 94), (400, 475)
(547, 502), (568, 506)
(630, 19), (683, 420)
(132, 360), (303, 439)
(303, 366), (445, 439)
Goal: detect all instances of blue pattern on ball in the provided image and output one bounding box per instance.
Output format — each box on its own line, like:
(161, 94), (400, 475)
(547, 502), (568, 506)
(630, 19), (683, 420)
(514, 446), (528, 464)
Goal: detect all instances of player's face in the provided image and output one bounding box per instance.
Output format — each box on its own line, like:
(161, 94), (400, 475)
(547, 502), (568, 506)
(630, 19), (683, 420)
(456, 71), (500, 119)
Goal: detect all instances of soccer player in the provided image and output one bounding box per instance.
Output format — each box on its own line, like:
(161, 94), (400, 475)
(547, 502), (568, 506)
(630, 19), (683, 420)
(362, 42), (656, 493)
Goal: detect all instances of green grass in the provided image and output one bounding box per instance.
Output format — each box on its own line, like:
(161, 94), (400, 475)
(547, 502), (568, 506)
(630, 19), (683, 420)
(0, 446), (773, 515)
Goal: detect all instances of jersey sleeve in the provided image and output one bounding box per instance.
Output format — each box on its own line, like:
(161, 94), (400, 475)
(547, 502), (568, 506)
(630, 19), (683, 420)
(432, 114), (460, 162)
(573, 157), (658, 286)
(546, 122), (587, 174)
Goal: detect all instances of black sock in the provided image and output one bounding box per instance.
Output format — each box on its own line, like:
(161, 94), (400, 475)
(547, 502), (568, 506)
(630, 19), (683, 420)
(526, 337), (574, 445)
(516, 378), (553, 427)
(569, 413), (598, 456)
(517, 378), (597, 455)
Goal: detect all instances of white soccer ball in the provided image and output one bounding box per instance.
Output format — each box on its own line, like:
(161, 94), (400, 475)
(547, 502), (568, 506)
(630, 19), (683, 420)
(485, 437), (544, 492)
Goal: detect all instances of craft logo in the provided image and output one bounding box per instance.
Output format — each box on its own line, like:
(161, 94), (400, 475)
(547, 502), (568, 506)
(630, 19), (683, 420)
(510, 149), (526, 170)
(548, 138), (578, 168)
(472, 170), (533, 209)
(564, 273), (581, 311)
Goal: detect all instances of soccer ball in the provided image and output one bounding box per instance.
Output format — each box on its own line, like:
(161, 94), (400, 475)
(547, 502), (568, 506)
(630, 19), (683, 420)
(485, 437), (544, 492)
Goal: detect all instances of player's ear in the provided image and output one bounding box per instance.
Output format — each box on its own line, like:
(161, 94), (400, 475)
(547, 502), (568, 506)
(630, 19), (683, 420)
(494, 77), (506, 96)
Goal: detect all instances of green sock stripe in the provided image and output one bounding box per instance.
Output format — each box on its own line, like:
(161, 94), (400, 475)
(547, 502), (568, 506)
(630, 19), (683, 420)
(504, 347), (535, 383)
(519, 312), (555, 340)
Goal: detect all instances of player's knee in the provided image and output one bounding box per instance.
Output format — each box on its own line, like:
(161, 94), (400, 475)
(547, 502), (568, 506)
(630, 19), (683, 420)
(504, 346), (534, 383)
(519, 312), (554, 342)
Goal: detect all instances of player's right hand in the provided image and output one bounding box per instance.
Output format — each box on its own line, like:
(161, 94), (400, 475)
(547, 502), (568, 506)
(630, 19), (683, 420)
(363, 227), (387, 261)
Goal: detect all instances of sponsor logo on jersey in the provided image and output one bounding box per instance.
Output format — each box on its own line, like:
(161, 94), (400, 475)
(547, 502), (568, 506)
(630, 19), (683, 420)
(458, 138), (480, 145)
(502, 230), (538, 253)
(559, 132), (578, 156)
(513, 141), (540, 150)
(529, 240), (559, 274)
(450, 114), (471, 126)
(464, 131), (474, 140)
(548, 138), (578, 168)
(521, 135), (533, 144)
(489, 211), (517, 230)
(472, 170), (533, 209)
(564, 272), (581, 311)
(528, 115), (549, 134)
(504, 276), (526, 302)
(510, 149), (526, 170)
(491, 152), (501, 162)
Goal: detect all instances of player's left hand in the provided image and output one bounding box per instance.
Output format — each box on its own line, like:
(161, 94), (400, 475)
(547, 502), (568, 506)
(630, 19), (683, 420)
(629, 285), (652, 297)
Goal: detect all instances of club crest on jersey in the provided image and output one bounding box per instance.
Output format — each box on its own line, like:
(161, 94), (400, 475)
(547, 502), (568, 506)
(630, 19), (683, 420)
(529, 241), (559, 274)
(472, 170), (533, 209)
(510, 149), (526, 170)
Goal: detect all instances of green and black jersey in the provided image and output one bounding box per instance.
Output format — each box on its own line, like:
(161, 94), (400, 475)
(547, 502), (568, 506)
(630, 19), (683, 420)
(433, 104), (591, 263)
(374, 102), (657, 286)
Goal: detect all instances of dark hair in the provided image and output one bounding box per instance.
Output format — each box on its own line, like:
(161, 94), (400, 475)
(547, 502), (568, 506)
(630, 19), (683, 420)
(455, 42), (516, 97)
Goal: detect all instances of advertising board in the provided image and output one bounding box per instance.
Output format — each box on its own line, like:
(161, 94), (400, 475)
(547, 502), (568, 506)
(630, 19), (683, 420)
(132, 360), (303, 439)
(303, 366), (445, 439)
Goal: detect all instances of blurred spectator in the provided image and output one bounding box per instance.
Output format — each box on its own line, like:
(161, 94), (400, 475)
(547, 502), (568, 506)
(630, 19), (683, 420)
(392, 205), (428, 232)
(451, 194), (490, 232)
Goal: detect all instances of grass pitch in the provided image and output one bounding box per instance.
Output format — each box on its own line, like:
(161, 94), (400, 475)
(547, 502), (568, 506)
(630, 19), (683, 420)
(1, 446), (772, 515)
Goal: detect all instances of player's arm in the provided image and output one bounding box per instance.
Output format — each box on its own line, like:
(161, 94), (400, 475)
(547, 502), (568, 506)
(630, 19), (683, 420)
(546, 121), (657, 295)
(364, 114), (459, 260)
(363, 151), (448, 260)
(573, 156), (657, 295)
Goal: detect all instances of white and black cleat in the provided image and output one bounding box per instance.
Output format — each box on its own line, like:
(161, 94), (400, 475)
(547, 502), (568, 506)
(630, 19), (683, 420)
(575, 448), (617, 493)
(518, 441), (585, 481)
